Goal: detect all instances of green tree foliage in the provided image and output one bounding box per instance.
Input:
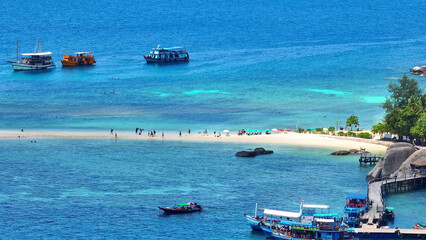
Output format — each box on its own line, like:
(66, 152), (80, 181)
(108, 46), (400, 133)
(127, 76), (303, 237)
(380, 74), (425, 140)
(382, 74), (423, 113)
(410, 114), (426, 139)
(357, 132), (372, 139)
(371, 122), (389, 134)
(328, 126), (335, 132)
(346, 114), (359, 130)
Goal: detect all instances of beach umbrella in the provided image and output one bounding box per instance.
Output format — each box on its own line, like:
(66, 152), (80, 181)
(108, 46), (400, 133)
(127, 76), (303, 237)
(223, 130), (229, 133)
(257, 129), (262, 132)
(272, 128), (278, 132)
(265, 129), (271, 131)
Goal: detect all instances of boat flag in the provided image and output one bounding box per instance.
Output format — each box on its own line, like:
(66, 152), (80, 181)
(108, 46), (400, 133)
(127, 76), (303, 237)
(301, 199), (305, 204)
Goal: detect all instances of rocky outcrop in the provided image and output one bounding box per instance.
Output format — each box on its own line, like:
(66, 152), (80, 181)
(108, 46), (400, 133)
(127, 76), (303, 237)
(366, 143), (417, 181)
(330, 149), (369, 155)
(235, 147), (273, 157)
(389, 149), (426, 179)
(331, 150), (351, 155)
(410, 65), (426, 76)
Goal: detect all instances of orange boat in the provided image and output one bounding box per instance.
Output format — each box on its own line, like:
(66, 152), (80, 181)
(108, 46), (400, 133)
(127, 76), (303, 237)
(61, 52), (96, 66)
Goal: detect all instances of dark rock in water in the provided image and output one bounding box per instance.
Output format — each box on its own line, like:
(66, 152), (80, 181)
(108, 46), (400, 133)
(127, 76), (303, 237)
(410, 65), (426, 76)
(366, 142), (418, 181)
(348, 149), (359, 154)
(331, 150), (351, 155)
(235, 147), (274, 157)
(235, 150), (257, 157)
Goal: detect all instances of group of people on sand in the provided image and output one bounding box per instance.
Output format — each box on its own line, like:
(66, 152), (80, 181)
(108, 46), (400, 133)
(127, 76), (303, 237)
(135, 127), (164, 138)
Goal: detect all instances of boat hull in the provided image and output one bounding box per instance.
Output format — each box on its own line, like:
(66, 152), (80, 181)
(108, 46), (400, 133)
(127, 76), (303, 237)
(8, 61), (56, 71)
(261, 226), (275, 239)
(144, 56), (189, 64)
(244, 215), (262, 231)
(158, 206), (202, 214)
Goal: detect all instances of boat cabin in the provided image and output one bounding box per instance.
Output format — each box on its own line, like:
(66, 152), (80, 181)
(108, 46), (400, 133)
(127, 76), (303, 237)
(144, 46), (189, 63)
(61, 52), (96, 66)
(21, 52), (53, 65)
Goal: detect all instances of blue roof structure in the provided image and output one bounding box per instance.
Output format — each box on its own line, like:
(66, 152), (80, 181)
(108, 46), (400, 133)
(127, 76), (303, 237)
(346, 193), (367, 199)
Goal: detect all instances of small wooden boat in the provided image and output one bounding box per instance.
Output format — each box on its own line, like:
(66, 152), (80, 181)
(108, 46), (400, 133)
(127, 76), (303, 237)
(61, 52), (96, 66)
(158, 202), (202, 214)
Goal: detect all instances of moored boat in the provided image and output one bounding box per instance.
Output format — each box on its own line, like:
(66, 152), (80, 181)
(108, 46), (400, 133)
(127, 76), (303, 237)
(144, 45), (189, 64)
(158, 202), (201, 214)
(61, 52), (96, 66)
(343, 193), (368, 227)
(7, 39), (55, 71)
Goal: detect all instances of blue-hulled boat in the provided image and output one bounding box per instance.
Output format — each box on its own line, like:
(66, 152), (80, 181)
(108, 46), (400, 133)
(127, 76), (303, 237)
(343, 193), (368, 227)
(271, 213), (354, 240)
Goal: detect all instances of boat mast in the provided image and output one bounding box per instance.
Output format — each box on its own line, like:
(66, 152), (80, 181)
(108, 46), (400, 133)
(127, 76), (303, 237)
(35, 38), (42, 53)
(16, 38), (19, 62)
(255, 203), (258, 218)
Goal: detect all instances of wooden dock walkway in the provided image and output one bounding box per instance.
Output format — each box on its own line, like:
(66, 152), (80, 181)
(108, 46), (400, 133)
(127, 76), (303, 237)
(355, 225), (426, 239)
(359, 154), (383, 165)
(361, 174), (426, 226)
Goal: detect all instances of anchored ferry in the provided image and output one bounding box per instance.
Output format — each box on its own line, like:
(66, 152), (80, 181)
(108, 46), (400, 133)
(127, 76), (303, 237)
(61, 52), (96, 66)
(144, 45), (189, 63)
(8, 39), (55, 71)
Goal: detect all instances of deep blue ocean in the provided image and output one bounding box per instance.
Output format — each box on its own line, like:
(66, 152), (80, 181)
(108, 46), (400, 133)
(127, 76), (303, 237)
(0, 1), (425, 239)
(0, 0), (425, 132)
(0, 139), (424, 239)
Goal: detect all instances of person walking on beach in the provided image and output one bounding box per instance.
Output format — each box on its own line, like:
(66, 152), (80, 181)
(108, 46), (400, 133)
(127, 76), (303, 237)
(135, 127), (139, 134)
(162, 132), (164, 138)
(179, 131), (182, 137)
(115, 133), (118, 140)
(188, 128), (191, 135)
(214, 130), (216, 136)
(110, 128), (114, 135)
(154, 130), (156, 136)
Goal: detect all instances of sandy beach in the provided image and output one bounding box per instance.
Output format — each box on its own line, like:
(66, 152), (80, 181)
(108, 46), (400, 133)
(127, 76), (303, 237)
(0, 130), (391, 153)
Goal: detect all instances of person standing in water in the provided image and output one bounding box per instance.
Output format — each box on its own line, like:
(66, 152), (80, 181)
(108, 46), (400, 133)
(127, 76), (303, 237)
(188, 128), (191, 135)
(110, 128), (114, 135)
(179, 131), (182, 137)
(135, 128), (139, 134)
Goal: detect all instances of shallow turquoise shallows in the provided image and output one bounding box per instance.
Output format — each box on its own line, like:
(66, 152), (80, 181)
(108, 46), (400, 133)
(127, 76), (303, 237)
(0, 0), (425, 132)
(0, 139), (424, 239)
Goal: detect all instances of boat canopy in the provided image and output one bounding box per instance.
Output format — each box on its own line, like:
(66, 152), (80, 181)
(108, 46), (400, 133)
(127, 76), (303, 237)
(385, 207), (394, 210)
(74, 52), (90, 55)
(303, 204), (329, 209)
(21, 52), (52, 56)
(346, 193), (367, 199)
(159, 47), (184, 51)
(263, 209), (301, 218)
(315, 218), (335, 223)
(176, 203), (188, 206)
(280, 221), (312, 227)
(314, 213), (338, 217)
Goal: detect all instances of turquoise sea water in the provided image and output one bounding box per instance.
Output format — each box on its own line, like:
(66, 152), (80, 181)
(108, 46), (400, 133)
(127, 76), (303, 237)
(0, 139), (424, 239)
(0, 0), (425, 132)
(0, 1), (425, 239)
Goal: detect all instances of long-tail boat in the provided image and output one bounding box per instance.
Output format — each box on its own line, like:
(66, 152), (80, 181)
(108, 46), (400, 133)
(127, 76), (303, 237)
(158, 202), (201, 214)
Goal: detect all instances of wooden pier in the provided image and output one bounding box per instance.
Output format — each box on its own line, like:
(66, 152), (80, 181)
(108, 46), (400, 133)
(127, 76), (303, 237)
(382, 174), (426, 195)
(355, 225), (426, 239)
(361, 174), (426, 226)
(359, 154), (383, 165)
